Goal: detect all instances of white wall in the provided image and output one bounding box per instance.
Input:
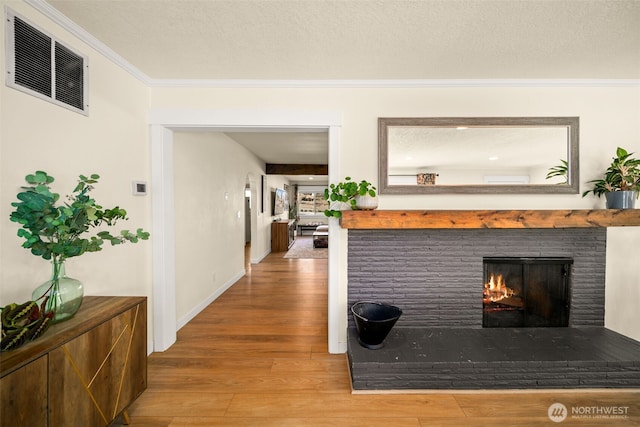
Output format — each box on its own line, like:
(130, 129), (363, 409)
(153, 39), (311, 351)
(606, 227), (640, 340)
(173, 132), (269, 326)
(150, 85), (640, 342)
(1, 1), (153, 346)
(1, 1), (638, 351)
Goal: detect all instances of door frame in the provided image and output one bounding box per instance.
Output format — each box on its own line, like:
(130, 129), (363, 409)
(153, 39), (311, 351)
(149, 109), (345, 353)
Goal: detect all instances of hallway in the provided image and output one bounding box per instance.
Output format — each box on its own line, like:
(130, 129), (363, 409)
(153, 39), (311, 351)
(126, 251), (640, 426)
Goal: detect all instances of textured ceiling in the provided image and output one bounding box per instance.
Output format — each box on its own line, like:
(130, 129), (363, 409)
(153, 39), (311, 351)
(46, 0), (640, 81)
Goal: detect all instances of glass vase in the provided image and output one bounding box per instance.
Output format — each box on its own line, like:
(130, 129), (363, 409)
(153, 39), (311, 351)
(32, 259), (84, 323)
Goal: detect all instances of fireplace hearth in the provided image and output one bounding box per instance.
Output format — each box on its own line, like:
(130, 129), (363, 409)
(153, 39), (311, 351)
(348, 327), (640, 390)
(346, 227), (640, 389)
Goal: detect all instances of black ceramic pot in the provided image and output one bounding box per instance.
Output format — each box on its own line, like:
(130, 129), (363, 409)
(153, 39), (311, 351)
(351, 301), (402, 350)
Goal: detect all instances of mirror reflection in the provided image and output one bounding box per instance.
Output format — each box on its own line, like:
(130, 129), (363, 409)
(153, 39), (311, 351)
(379, 117), (579, 194)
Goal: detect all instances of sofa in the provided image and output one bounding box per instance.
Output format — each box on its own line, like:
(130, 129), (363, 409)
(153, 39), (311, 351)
(312, 225), (328, 248)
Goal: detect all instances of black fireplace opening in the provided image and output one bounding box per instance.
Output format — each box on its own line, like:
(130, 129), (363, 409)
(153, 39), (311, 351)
(483, 257), (572, 328)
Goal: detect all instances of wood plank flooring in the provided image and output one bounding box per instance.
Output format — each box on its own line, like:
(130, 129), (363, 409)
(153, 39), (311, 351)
(125, 245), (640, 426)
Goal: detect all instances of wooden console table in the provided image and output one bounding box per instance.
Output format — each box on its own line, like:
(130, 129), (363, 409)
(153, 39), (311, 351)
(272, 220), (295, 251)
(0, 296), (147, 426)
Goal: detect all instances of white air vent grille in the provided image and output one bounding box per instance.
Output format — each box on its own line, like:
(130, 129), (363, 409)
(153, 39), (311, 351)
(55, 42), (84, 110)
(5, 9), (89, 115)
(13, 16), (52, 97)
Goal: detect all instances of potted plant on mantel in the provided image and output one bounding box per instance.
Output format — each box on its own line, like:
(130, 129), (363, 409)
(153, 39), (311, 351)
(2, 171), (149, 352)
(582, 147), (640, 209)
(324, 177), (377, 218)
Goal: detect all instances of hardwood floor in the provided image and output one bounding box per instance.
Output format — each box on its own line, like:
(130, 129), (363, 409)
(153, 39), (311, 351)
(126, 246), (640, 426)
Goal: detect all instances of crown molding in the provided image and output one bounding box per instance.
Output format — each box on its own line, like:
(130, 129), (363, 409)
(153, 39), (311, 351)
(27, 0), (640, 90)
(25, 0), (153, 85)
(148, 78), (640, 88)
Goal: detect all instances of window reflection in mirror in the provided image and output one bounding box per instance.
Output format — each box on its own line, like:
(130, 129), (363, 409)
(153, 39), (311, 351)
(379, 117), (579, 194)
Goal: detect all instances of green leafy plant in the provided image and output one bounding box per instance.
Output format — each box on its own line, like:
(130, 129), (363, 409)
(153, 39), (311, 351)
(323, 177), (376, 218)
(545, 159), (568, 184)
(10, 171), (150, 261)
(582, 147), (640, 198)
(4, 171), (150, 344)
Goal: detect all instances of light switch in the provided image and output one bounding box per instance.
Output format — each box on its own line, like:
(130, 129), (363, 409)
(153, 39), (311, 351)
(132, 181), (147, 196)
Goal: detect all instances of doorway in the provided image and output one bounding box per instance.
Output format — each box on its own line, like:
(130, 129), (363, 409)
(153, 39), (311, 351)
(150, 109), (344, 353)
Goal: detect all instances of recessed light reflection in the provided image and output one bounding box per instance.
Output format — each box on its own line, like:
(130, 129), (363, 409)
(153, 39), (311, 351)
(489, 156), (499, 161)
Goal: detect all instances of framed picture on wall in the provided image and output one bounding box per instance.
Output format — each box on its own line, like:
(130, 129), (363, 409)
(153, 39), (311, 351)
(417, 173), (438, 185)
(261, 175), (266, 213)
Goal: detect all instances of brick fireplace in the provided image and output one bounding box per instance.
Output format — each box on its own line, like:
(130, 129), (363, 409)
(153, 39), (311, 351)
(348, 228), (606, 328)
(348, 228), (605, 329)
(342, 210), (640, 390)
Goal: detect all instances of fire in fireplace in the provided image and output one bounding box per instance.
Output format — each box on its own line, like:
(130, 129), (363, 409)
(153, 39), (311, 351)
(483, 257), (573, 328)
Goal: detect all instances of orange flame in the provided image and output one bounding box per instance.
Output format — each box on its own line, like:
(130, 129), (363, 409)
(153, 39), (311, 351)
(483, 273), (515, 303)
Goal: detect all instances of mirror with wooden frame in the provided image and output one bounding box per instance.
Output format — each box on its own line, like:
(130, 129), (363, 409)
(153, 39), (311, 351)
(379, 117), (579, 194)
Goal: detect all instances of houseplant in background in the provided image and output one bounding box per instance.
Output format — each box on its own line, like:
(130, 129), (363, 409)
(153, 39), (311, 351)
(545, 159), (568, 184)
(9, 171), (150, 324)
(323, 177), (377, 218)
(582, 147), (640, 209)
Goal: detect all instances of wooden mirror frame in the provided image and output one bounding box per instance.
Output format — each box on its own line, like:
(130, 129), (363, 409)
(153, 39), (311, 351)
(378, 116), (579, 194)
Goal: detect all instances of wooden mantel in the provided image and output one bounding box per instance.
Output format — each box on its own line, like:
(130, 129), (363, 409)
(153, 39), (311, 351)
(340, 209), (640, 229)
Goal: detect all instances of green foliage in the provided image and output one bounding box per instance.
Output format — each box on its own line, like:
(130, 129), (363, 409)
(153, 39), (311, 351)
(582, 147), (640, 198)
(1, 300), (53, 352)
(545, 159), (568, 184)
(323, 177), (376, 218)
(10, 171), (150, 262)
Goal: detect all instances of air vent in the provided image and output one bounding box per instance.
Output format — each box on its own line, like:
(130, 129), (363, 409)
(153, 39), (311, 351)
(5, 9), (89, 115)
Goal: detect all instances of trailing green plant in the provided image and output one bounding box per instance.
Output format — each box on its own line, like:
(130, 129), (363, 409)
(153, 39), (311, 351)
(582, 147), (640, 198)
(545, 159), (568, 184)
(323, 177), (376, 218)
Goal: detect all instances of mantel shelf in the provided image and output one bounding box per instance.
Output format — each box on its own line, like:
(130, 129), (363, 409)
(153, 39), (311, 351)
(340, 209), (640, 229)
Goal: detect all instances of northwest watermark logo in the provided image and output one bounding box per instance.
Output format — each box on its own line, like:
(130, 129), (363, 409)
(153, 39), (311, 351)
(548, 403), (630, 423)
(548, 403), (568, 423)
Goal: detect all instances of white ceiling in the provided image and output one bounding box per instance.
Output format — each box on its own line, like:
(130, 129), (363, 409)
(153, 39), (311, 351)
(226, 131), (329, 184)
(39, 0), (640, 183)
(46, 0), (640, 81)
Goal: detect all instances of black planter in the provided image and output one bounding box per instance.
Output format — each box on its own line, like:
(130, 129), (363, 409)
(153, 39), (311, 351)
(351, 301), (402, 349)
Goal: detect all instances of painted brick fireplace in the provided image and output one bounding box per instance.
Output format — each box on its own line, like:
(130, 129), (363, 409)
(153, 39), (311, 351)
(347, 228), (606, 329)
(343, 210), (640, 390)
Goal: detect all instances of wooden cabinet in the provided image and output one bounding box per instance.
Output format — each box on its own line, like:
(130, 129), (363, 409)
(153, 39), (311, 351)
(0, 355), (48, 426)
(271, 220), (295, 252)
(0, 296), (147, 426)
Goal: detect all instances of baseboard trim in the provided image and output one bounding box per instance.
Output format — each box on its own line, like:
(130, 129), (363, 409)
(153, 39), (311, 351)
(176, 269), (245, 330)
(251, 248), (271, 264)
